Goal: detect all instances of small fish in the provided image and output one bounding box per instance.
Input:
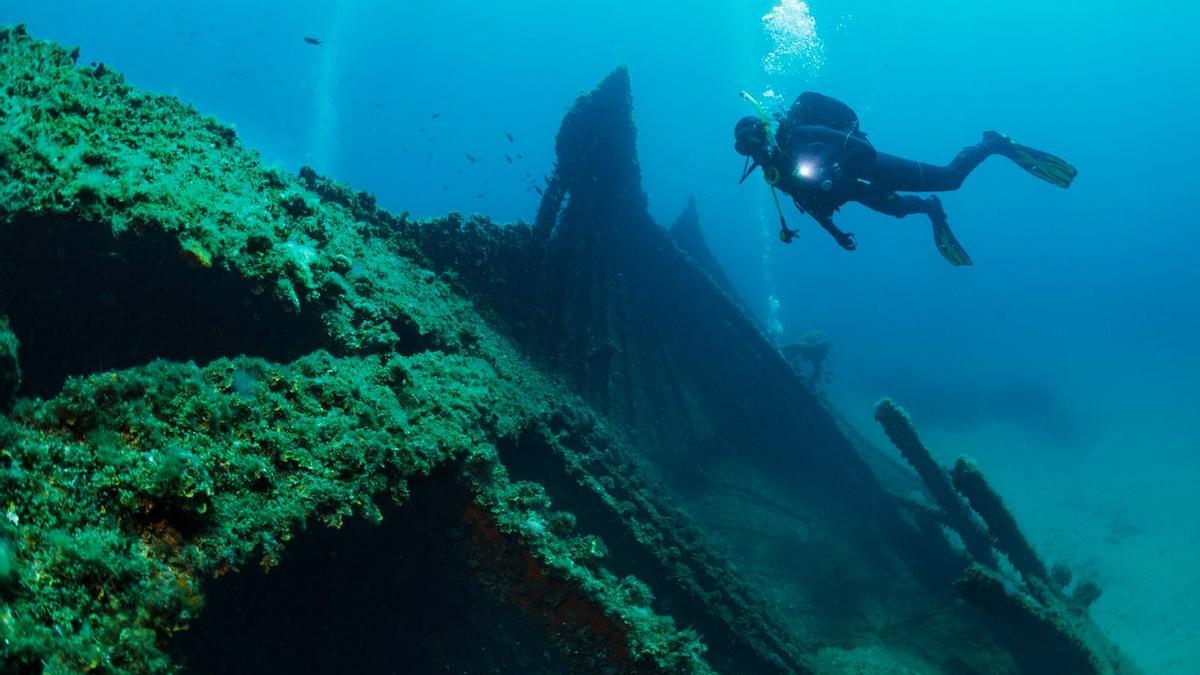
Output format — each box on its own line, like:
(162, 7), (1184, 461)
(303, 36), (322, 45)
(534, 186), (544, 195)
(427, 137), (436, 143)
(505, 154), (512, 164)
(431, 113), (441, 119)
(418, 127), (427, 134)
(442, 185), (450, 191)
(516, 153), (524, 160)
(465, 153), (477, 163)
(505, 132), (514, 143)
(476, 193), (486, 199)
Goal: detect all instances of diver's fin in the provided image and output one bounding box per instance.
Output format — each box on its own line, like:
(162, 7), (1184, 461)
(933, 219), (973, 266)
(986, 131), (1077, 188)
(928, 197), (973, 266)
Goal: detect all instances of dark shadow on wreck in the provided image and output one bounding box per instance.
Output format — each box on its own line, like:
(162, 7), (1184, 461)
(0, 217), (324, 398)
(172, 466), (569, 675)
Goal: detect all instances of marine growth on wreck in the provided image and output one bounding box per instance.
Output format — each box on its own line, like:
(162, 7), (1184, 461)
(0, 22), (1144, 675)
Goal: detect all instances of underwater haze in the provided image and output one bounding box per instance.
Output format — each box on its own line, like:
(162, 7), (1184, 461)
(3, 0), (1198, 672)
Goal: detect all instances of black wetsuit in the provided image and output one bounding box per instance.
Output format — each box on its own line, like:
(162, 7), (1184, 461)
(764, 121), (997, 249)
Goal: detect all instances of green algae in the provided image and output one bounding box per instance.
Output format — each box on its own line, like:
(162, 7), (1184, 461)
(0, 25), (730, 673)
(0, 24), (471, 356)
(0, 347), (712, 673)
(2, 353), (460, 669)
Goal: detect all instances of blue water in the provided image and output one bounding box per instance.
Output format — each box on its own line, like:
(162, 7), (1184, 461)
(4, 1), (1198, 670)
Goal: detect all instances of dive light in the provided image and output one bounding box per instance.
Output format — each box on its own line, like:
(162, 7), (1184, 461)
(796, 159), (838, 192)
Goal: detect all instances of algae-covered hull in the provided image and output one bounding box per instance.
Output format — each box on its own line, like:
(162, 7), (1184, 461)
(0, 25), (1130, 674)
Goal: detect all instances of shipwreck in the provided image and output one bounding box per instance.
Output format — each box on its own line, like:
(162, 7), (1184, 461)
(0, 26), (1134, 674)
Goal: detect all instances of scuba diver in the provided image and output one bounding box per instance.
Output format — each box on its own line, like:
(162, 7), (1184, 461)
(733, 92), (1077, 265)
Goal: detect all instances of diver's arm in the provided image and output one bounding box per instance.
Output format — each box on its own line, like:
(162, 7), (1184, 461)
(811, 211), (857, 251)
(787, 197), (855, 250)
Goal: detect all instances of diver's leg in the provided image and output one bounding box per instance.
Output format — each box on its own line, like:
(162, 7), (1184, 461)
(858, 191), (935, 218)
(859, 191), (973, 266)
(868, 134), (1076, 194)
(870, 145), (988, 192)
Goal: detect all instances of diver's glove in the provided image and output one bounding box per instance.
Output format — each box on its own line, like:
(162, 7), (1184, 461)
(834, 231), (857, 251)
(779, 226), (800, 244)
